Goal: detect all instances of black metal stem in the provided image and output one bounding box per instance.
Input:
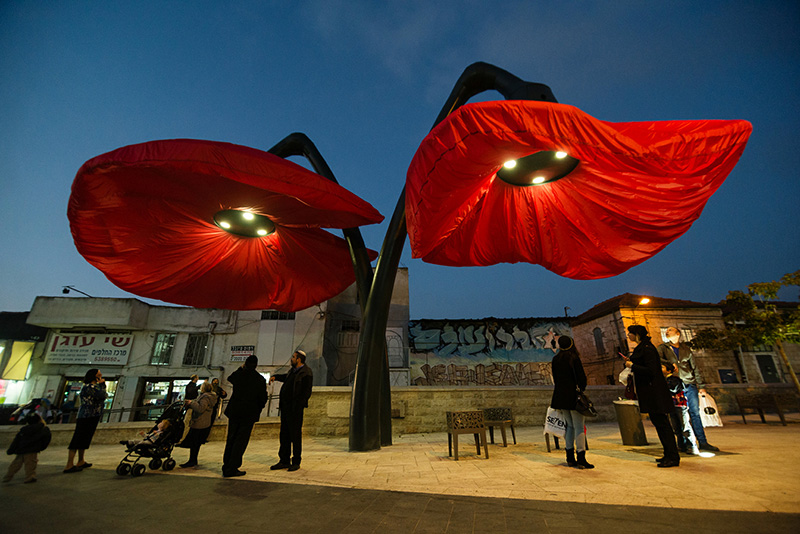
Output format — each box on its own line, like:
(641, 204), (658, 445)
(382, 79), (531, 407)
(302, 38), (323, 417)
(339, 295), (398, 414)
(348, 62), (557, 451)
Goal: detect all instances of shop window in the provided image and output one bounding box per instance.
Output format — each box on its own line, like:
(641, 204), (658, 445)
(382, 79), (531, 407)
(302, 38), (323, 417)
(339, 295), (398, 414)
(150, 333), (176, 365)
(183, 334), (208, 366)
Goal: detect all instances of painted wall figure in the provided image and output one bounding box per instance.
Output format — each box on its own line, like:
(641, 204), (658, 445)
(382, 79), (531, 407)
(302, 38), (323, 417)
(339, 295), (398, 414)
(410, 318), (570, 386)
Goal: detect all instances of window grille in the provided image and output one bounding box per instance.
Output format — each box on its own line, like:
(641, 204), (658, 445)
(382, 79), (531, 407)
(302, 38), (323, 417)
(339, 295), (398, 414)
(150, 333), (176, 366)
(183, 334), (208, 366)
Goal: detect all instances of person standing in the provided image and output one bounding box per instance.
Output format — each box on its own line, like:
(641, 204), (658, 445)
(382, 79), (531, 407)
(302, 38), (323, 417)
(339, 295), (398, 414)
(210, 377), (228, 420)
(64, 369), (107, 473)
(658, 326), (720, 452)
(625, 325), (680, 468)
(3, 413), (51, 484)
(221, 355), (267, 478)
(270, 350), (313, 472)
(550, 336), (594, 469)
(180, 381), (217, 468)
(184, 375), (200, 400)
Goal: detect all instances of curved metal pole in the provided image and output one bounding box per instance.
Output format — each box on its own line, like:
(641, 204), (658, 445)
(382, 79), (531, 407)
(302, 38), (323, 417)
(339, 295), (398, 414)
(348, 62), (557, 451)
(268, 133), (374, 306)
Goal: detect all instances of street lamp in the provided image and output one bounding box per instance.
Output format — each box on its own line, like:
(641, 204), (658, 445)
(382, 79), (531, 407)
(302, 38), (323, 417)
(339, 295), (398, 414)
(62, 285), (93, 297)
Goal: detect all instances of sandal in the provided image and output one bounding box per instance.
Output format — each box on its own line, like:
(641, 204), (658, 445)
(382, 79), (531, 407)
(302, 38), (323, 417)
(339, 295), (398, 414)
(63, 466), (82, 473)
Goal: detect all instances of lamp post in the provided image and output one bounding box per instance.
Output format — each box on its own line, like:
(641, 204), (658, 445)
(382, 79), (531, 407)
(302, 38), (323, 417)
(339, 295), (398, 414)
(62, 285), (93, 297)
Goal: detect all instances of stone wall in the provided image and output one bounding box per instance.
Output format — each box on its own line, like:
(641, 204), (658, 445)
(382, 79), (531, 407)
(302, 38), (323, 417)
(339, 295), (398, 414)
(2, 383), (796, 449)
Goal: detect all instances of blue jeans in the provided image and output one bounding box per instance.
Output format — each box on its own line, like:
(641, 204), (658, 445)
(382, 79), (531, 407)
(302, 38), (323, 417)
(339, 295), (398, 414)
(561, 410), (586, 452)
(683, 384), (708, 444)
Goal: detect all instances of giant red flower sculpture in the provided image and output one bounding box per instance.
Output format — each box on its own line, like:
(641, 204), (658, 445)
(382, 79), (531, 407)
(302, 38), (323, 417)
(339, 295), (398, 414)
(69, 139), (383, 311)
(406, 100), (752, 279)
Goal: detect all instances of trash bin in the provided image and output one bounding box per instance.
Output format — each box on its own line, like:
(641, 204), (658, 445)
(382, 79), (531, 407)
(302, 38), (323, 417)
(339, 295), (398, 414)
(613, 400), (648, 446)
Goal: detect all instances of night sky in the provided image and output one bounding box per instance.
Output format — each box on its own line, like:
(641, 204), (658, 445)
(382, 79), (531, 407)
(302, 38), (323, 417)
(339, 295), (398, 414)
(1, 1), (798, 319)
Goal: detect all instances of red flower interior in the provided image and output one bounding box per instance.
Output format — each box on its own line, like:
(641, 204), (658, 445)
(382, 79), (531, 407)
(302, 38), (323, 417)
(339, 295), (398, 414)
(406, 101), (752, 279)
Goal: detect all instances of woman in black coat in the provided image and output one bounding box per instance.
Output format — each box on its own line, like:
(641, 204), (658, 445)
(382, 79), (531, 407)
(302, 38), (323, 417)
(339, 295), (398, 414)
(551, 336), (593, 469)
(625, 325), (680, 467)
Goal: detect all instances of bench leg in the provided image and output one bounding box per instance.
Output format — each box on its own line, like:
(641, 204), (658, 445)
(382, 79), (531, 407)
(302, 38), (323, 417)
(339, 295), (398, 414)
(511, 425), (516, 445)
(758, 409), (766, 423)
(488, 426), (495, 444)
(545, 433), (551, 452)
(474, 433), (481, 455)
(499, 425), (508, 447)
(481, 429), (489, 459)
(453, 433), (459, 461)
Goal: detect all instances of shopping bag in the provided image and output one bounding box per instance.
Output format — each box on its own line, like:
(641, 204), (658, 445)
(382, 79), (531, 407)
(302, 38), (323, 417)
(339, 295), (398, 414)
(699, 393), (723, 427)
(618, 367), (632, 385)
(544, 407), (567, 438)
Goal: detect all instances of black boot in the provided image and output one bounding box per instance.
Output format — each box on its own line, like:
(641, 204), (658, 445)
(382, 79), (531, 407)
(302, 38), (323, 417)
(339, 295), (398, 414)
(565, 448), (577, 467)
(576, 451), (594, 469)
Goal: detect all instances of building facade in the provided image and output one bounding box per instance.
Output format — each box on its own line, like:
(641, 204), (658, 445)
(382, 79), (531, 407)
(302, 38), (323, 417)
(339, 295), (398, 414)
(0, 269), (410, 420)
(569, 293), (800, 388)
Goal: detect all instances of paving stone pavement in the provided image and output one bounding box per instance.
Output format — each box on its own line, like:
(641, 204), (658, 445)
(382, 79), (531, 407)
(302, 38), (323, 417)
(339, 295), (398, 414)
(1, 416), (799, 533)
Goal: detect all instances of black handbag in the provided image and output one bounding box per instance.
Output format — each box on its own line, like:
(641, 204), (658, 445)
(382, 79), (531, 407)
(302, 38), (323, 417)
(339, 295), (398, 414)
(575, 387), (598, 417)
(572, 362), (598, 417)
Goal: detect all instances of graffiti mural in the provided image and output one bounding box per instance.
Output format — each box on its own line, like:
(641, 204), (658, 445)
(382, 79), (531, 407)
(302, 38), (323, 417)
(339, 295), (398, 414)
(409, 318), (571, 386)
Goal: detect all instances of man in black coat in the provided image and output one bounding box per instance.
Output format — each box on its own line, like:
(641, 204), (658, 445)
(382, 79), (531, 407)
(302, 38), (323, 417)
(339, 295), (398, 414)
(222, 355), (267, 478)
(270, 350), (313, 471)
(625, 325), (680, 468)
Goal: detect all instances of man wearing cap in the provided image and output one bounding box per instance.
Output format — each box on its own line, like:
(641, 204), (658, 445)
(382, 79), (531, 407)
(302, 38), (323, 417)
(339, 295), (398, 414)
(221, 355), (267, 477)
(658, 327), (720, 452)
(270, 350), (313, 472)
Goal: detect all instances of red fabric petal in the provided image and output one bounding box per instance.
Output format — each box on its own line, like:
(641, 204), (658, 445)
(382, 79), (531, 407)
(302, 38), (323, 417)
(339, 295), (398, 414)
(69, 139), (381, 310)
(406, 101), (752, 278)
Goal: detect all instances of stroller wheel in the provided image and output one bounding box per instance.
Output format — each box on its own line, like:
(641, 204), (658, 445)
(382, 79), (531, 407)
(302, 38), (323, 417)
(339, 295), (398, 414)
(132, 464), (146, 477)
(162, 458), (176, 471)
(116, 463), (131, 476)
(149, 458), (163, 470)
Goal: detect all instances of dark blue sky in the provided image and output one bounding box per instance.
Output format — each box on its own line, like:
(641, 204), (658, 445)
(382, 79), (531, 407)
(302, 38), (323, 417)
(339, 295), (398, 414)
(1, 1), (798, 319)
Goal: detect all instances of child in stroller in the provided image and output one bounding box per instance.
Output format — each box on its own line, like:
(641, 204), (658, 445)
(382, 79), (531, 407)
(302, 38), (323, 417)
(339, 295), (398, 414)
(116, 401), (186, 477)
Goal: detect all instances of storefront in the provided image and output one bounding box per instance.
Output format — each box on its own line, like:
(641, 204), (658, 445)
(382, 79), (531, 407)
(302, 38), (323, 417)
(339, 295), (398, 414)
(59, 377), (118, 421)
(134, 377), (201, 420)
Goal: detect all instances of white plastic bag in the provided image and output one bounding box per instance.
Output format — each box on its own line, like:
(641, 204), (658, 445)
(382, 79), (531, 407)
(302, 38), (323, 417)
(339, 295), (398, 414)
(618, 367), (632, 385)
(544, 407), (567, 438)
(699, 393), (723, 427)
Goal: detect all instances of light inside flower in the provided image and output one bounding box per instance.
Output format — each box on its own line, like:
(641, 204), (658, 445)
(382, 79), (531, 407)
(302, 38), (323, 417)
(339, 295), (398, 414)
(214, 209), (275, 237)
(496, 150), (579, 187)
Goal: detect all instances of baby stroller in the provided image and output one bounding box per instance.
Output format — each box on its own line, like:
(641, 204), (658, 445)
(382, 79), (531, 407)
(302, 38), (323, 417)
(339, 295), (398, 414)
(116, 401), (186, 477)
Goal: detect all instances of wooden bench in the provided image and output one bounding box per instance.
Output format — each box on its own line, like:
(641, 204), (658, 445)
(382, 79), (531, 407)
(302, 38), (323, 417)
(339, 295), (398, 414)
(735, 393), (799, 426)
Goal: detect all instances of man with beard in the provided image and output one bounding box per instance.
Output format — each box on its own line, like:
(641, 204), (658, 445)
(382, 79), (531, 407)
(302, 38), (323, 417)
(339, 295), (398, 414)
(270, 350), (313, 472)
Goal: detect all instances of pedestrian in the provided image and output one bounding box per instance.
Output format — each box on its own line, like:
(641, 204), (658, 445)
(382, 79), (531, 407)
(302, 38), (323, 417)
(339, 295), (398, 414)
(210, 377), (227, 420)
(221, 355), (267, 477)
(625, 325), (680, 468)
(657, 326), (720, 451)
(663, 363), (698, 455)
(550, 336), (594, 469)
(184, 374), (200, 401)
(180, 381), (217, 468)
(64, 368), (107, 473)
(3, 413), (51, 484)
(270, 349), (313, 472)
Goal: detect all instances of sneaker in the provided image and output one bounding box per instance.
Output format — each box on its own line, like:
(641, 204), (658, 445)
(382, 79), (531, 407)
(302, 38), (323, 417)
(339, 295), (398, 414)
(288, 464), (300, 472)
(699, 442), (720, 452)
(63, 466), (82, 473)
(270, 462), (290, 470)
